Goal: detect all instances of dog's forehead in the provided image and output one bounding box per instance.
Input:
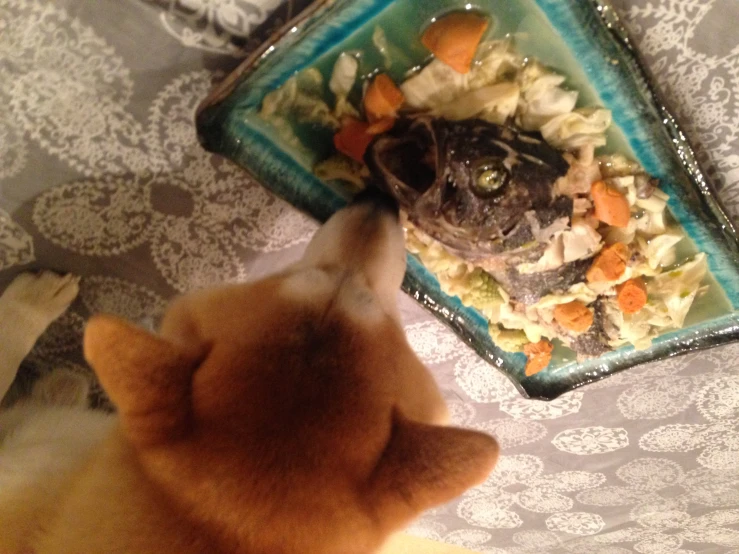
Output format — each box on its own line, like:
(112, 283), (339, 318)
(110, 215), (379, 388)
(277, 267), (336, 297)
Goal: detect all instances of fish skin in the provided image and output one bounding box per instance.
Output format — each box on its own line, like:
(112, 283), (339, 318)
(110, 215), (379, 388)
(484, 256), (594, 305)
(569, 298), (611, 357)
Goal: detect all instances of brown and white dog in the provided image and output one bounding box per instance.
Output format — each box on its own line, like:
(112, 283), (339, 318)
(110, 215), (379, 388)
(0, 191), (498, 554)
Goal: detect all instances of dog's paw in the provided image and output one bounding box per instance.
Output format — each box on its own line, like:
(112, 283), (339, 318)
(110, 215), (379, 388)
(2, 271), (80, 326)
(31, 369), (90, 408)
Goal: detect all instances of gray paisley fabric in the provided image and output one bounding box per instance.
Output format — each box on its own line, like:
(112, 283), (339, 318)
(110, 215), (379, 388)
(0, 1), (737, 552)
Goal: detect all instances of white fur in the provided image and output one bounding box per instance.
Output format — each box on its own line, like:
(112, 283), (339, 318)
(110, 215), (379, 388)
(0, 403), (113, 496)
(0, 272), (80, 399)
(0, 272), (115, 552)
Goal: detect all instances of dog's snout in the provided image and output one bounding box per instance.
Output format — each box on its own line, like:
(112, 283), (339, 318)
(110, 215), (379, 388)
(298, 184), (406, 313)
(351, 185), (399, 219)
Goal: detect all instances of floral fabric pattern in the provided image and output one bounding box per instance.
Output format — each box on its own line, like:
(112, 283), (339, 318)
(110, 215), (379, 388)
(0, 0), (737, 552)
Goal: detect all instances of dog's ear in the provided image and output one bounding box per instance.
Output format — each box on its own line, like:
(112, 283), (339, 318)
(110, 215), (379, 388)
(84, 314), (206, 445)
(371, 412), (498, 526)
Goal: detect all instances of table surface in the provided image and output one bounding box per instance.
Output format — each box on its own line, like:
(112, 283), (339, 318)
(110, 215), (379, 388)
(1, 1), (738, 552)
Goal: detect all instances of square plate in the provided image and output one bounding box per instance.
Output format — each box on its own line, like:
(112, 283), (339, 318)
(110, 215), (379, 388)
(196, 0), (739, 399)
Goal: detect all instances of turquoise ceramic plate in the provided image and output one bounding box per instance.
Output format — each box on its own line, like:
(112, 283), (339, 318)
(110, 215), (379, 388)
(196, 0), (739, 400)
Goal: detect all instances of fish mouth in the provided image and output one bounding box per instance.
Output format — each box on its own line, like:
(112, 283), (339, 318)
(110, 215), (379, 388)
(366, 118), (438, 204)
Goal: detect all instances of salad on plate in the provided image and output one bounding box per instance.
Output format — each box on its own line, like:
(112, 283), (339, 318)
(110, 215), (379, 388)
(258, 9), (710, 375)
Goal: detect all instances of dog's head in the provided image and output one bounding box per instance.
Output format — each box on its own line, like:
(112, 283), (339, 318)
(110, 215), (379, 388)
(84, 191), (498, 554)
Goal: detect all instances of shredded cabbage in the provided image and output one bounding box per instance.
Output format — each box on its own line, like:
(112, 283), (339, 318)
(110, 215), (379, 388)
(329, 53), (360, 119)
(467, 40), (521, 89)
(603, 219), (637, 246)
(615, 307), (656, 350)
(563, 221), (603, 263)
(497, 302), (551, 343)
(402, 40), (521, 111)
(599, 153), (643, 178)
(432, 82), (520, 124)
(573, 197), (592, 217)
(329, 53), (358, 98)
(534, 282), (599, 310)
(650, 253), (708, 327)
(372, 26), (412, 69)
(638, 231), (683, 269)
(517, 59), (548, 89)
(608, 176), (637, 206)
(635, 210), (667, 236)
(635, 188), (669, 213)
(556, 159), (602, 197)
(372, 26), (392, 69)
(401, 59), (469, 109)
(540, 107), (612, 150)
(314, 154), (369, 191)
(260, 73), (339, 129)
(516, 67), (578, 131)
(517, 234), (564, 274)
(613, 253), (708, 348)
(297, 68), (324, 95)
(518, 220), (602, 275)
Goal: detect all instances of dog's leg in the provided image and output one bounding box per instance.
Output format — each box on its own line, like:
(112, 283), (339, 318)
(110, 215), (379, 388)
(31, 369), (90, 408)
(0, 272), (79, 402)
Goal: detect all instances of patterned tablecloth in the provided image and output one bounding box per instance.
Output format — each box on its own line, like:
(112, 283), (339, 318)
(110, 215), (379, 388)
(1, 1), (738, 552)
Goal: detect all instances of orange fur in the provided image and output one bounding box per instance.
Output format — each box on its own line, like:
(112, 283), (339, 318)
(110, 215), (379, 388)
(6, 195), (499, 553)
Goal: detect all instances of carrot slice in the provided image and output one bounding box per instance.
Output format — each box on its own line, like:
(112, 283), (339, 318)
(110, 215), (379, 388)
(617, 277), (648, 314)
(421, 11), (489, 74)
(554, 301), (594, 333)
(523, 339), (553, 376)
(591, 180), (631, 228)
(586, 242), (630, 283)
(364, 74), (404, 121)
(367, 117), (395, 135)
(333, 118), (374, 163)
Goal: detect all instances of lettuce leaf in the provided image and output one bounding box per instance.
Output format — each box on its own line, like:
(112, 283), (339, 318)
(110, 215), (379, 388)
(432, 82), (520, 123)
(516, 69), (578, 131)
(540, 107), (612, 150)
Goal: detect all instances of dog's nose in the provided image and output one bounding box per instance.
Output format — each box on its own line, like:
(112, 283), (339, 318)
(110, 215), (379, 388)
(351, 185), (399, 219)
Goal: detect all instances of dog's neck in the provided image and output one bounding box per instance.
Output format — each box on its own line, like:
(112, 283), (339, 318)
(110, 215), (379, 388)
(32, 429), (218, 554)
(34, 428), (380, 554)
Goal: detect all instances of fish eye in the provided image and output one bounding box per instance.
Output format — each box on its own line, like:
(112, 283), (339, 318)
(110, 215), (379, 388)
(473, 159), (509, 196)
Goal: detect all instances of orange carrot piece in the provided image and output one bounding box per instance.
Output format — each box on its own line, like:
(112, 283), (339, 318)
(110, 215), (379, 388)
(367, 117), (395, 135)
(586, 242), (630, 283)
(421, 11), (489, 74)
(591, 180), (631, 228)
(523, 339), (553, 376)
(333, 118), (374, 163)
(617, 277), (648, 314)
(364, 74), (404, 121)
(554, 301), (594, 333)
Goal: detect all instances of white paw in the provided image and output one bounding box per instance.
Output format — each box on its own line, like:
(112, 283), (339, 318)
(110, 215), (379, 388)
(31, 369), (90, 408)
(2, 271), (80, 327)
